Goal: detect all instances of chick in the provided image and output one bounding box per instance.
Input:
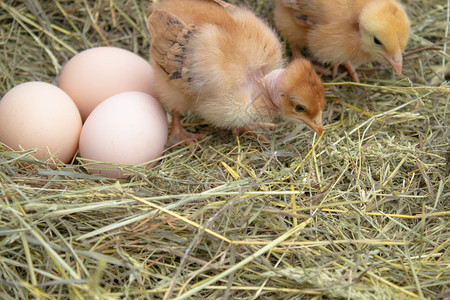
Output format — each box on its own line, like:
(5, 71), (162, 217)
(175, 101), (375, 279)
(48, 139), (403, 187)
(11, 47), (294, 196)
(274, 0), (411, 82)
(148, 0), (325, 145)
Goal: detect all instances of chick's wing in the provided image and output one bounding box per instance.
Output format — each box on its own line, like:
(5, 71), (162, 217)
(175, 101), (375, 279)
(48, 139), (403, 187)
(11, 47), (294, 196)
(280, 0), (323, 27)
(209, 0), (235, 10)
(148, 9), (195, 90)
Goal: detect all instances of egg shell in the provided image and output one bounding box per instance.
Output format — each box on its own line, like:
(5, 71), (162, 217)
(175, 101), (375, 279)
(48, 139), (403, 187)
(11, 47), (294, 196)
(0, 81), (82, 164)
(79, 91), (168, 178)
(58, 47), (157, 121)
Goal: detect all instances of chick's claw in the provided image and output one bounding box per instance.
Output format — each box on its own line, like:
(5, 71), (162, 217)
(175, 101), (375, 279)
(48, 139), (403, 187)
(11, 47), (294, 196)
(167, 128), (205, 147)
(232, 123), (277, 142)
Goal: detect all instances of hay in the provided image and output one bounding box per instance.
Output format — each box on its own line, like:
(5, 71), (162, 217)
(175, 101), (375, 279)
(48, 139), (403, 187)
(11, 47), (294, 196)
(0, 0), (449, 299)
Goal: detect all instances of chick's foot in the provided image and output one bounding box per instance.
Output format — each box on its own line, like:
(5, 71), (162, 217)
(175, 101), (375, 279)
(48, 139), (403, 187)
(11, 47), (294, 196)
(167, 111), (205, 147)
(232, 123), (276, 142)
(313, 64), (333, 77)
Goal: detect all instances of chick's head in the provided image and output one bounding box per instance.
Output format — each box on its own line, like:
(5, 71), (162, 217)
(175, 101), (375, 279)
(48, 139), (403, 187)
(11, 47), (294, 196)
(278, 58), (325, 135)
(359, 0), (410, 74)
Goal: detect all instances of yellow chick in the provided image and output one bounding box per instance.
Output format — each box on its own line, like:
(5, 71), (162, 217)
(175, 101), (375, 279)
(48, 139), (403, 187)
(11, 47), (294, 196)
(274, 0), (411, 82)
(148, 0), (324, 145)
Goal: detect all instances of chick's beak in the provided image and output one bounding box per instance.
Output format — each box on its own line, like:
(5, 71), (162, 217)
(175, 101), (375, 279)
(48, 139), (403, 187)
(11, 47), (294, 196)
(304, 113), (323, 136)
(384, 49), (403, 74)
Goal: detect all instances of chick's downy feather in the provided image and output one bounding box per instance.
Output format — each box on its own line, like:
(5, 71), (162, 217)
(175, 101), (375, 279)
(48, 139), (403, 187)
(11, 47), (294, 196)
(149, 0), (325, 143)
(274, 0), (410, 81)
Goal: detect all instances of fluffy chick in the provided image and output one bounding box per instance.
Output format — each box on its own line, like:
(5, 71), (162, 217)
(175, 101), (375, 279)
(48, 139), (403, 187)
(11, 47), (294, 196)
(274, 0), (411, 82)
(148, 0), (324, 145)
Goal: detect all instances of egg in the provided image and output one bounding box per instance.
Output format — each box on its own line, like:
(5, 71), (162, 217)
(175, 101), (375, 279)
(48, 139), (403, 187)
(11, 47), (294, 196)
(58, 46), (157, 121)
(0, 81), (82, 164)
(79, 91), (168, 178)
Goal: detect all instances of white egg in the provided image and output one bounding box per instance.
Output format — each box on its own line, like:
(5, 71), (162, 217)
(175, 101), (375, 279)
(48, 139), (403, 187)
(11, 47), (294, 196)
(0, 81), (82, 164)
(79, 91), (168, 178)
(58, 47), (157, 121)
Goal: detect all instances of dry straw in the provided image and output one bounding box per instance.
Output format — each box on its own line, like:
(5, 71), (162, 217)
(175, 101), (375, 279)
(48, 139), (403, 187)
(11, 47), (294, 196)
(1, 0), (449, 299)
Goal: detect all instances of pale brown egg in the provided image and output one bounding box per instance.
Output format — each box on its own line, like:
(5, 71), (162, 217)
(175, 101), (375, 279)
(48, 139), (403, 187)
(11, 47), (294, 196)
(0, 82), (82, 163)
(58, 47), (157, 121)
(79, 91), (168, 178)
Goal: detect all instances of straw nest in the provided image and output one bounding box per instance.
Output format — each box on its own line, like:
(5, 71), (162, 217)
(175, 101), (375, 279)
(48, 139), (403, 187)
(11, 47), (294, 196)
(0, 0), (448, 299)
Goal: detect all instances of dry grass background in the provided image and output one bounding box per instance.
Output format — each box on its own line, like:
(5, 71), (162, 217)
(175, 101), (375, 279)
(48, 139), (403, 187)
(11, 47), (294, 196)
(0, 0), (449, 299)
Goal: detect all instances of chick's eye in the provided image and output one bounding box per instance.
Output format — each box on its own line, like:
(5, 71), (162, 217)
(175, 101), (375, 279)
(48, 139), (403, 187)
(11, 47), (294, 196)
(294, 105), (306, 113)
(373, 36), (382, 46)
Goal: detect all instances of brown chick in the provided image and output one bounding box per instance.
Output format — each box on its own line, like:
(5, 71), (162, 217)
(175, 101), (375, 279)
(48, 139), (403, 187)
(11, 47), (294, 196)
(274, 0), (411, 82)
(148, 0), (324, 145)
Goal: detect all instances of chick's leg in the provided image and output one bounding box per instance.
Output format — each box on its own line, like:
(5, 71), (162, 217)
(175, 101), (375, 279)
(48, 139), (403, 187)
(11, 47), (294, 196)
(290, 44), (303, 59)
(232, 123), (276, 142)
(332, 65), (339, 78)
(313, 65), (333, 77)
(167, 110), (205, 146)
(342, 62), (360, 83)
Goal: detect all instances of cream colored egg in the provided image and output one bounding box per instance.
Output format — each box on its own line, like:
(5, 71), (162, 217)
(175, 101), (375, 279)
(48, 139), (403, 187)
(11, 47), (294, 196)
(79, 91), (168, 178)
(58, 47), (157, 121)
(0, 81), (82, 164)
